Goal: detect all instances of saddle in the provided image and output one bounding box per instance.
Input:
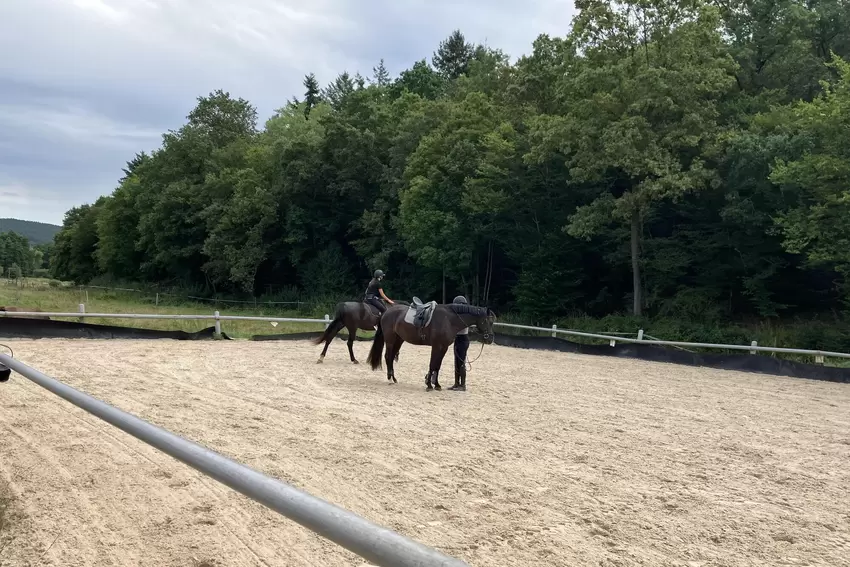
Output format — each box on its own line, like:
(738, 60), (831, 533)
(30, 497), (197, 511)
(405, 296), (437, 330)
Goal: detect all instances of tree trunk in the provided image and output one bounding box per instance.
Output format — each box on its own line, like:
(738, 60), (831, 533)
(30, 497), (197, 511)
(442, 263), (446, 304)
(631, 210), (642, 317)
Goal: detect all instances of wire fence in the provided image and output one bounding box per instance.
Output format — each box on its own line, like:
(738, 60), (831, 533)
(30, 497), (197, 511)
(3, 309), (849, 363)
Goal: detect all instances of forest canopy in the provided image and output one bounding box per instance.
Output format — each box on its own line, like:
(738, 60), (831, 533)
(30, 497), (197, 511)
(49, 0), (850, 324)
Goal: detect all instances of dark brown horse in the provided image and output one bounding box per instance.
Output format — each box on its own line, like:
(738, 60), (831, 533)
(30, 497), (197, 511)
(312, 300), (409, 364)
(367, 302), (496, 390)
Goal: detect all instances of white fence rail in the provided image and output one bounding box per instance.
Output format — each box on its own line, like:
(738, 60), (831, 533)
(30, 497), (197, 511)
(0, 353), (469, 567)
(3, 308), (850, 362)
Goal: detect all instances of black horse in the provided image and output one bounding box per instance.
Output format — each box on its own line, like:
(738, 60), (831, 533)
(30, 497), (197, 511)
(313, 300), (409, 364)
(366, 302), (496, 390)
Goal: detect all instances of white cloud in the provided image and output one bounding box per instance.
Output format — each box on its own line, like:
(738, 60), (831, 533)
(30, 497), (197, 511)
(0, 104), (161, 148)
(0, 0), (578, 224)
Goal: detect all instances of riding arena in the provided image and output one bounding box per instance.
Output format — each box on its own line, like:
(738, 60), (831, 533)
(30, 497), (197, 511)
(1, 307), (848, 567)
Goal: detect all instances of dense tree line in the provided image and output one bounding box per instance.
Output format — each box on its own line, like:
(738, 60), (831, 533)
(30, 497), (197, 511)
(0, 231), (51, 278)
(51, 0), (850, 324)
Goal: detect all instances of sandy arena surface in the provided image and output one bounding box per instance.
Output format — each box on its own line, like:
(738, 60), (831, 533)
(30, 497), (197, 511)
(0, 338), (849, 567)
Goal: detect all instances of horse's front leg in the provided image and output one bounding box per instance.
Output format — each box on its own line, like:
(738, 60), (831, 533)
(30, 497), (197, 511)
(347, 329), (358, 364)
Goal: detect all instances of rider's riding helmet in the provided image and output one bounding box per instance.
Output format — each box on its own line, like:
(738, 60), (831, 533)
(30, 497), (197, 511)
(374, 269), (385, 280)
(453, 295), (468, 304)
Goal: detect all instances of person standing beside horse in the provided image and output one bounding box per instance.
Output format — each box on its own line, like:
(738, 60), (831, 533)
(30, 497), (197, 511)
(449, 295), (470, 391)
(364, 269), (394, 317)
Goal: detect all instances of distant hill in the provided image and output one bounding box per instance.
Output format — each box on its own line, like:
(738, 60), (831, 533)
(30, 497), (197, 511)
(0, 218), (61, 245)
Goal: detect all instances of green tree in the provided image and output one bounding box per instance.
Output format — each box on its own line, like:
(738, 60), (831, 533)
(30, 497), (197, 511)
(769, 56), (850, 292)
(51, 202), (103, 283)
(398, 92), (514, 302)
(324, 71), (356, 109)
(432, 30), (475, 80)
(0, 232), (32, 277)
(303, 73), (322, 118)
(390, 60), (445, 100)
(529, 0), (737, 315)
(372, 58), (391, 87)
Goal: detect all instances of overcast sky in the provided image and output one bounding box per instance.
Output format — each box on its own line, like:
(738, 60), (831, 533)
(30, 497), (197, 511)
(0, 0), (575, 225)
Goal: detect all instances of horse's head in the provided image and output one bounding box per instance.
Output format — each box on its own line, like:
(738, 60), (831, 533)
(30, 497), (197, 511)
(475, 308), (497, 345)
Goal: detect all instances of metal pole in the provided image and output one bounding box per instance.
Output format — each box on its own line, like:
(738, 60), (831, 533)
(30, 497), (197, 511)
(0, 354), (469, 567)
(495, 322), (850, 360)
(214, 311), (221, 339)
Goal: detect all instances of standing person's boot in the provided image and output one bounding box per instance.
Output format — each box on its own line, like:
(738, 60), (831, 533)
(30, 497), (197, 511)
(450, 366), (466, 391)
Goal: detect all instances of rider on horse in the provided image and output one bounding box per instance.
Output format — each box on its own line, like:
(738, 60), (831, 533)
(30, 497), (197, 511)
(364, 269), (394, 315)
(450, 295), (470, 391)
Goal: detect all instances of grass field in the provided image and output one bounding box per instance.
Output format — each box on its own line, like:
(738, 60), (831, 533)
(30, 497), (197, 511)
(0, 279), (334, 339)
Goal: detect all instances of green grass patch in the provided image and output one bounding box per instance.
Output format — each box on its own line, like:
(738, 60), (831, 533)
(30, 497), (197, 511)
(0, 280), (332, 339)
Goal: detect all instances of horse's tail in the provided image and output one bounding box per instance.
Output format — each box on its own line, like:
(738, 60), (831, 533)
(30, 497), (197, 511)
(311, 304), (346, 345)
(367, 323), (385, 370)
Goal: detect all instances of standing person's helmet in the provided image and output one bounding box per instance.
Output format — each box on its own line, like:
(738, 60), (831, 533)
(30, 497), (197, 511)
(374, 269), (385, 279)
(453, 295), (468, 304)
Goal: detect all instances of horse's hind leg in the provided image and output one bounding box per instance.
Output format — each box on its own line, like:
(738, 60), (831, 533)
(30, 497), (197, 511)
(317, 318), (345, 363)
(384, 337), (398, 384)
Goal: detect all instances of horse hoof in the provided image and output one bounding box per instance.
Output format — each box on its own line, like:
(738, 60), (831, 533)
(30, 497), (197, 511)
(316, 358), (324, 364)
(434, 385), (441, 391)
(392, 377), (398, 384)
(352, 360), (359, 365)
(426, 386), (433, 391)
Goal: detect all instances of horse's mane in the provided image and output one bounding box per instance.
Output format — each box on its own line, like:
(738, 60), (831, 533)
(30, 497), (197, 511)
(447, 304), (490, 317)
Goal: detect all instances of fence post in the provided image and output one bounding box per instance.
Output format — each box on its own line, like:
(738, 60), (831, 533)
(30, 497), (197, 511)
(637, 329), (644, 341)
(214, 311), (221, 339)
(551, 324), (557, 338)
(78, 303), (85, 323)
(324, 314), (330, 330)
(750, 340), (757, 355)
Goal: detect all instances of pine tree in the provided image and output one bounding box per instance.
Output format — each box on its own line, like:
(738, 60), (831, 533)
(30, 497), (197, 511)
(303, 73), (322, 119)
(372, 58), (391, 87)
(432, 30), (475, 80)
(323, 72), (355, 109)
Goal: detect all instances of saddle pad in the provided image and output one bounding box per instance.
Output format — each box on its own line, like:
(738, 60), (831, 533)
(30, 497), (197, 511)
(404, 301), (437, 326)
